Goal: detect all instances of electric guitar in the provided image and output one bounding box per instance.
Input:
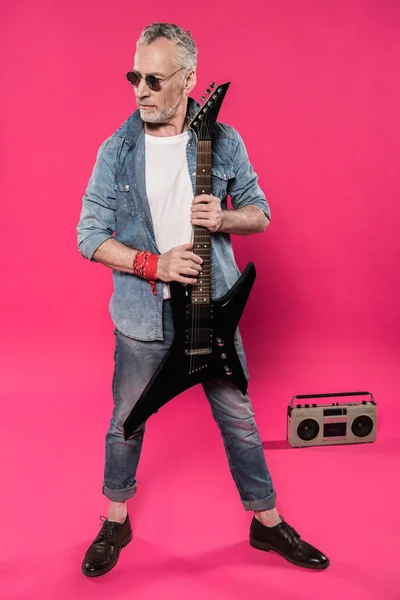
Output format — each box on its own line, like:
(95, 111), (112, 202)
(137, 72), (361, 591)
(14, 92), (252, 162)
(123, 82), (256, 440)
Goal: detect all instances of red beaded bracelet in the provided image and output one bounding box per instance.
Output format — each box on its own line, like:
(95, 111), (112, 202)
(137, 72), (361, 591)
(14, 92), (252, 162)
(132, 250), (159, 295)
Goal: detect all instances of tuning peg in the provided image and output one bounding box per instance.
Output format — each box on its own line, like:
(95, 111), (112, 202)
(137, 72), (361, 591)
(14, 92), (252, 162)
(205, 88), (211, 95)
(200, 96), (206, 102)
(210, 82), (216, 88)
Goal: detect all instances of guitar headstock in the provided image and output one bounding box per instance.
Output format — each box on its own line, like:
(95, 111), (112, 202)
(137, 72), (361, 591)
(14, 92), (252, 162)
(189, 81), (230, 140)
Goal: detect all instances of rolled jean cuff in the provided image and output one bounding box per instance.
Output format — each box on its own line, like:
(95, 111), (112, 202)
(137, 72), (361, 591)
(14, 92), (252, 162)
(102, 481), (137, 502)
(241, 491), (276, 511)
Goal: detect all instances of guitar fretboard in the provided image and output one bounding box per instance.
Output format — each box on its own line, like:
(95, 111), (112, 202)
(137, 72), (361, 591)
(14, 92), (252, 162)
(192, 140), (212, 304)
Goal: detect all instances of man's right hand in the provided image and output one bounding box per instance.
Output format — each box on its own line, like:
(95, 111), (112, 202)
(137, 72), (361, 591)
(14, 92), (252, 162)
(157, 243), (203, 285)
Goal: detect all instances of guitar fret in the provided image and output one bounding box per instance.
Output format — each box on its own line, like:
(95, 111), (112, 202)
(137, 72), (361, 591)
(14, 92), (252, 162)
(192, 140), (212, 304)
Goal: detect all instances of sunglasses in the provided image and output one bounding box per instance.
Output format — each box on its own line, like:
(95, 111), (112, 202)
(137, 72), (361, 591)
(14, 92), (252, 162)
(126, 67), (185, 91)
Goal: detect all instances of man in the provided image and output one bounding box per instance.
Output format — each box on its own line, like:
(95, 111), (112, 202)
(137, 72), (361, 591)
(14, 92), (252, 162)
(77, 22), (329, 577)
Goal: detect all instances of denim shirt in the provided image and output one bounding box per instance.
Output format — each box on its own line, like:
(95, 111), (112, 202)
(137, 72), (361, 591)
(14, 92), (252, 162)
(77, 98), (271, 340)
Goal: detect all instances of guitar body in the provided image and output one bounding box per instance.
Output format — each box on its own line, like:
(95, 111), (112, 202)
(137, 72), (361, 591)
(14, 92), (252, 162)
(123, 262), (255, 439)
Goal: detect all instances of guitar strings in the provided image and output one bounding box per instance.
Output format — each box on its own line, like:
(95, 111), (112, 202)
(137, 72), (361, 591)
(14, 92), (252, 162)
(192, 122), (213, 373)
(193, 140), (202, 374)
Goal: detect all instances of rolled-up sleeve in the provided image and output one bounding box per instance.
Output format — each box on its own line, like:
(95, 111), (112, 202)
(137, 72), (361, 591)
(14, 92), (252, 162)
(77, 140), (116, 261)
(227, 131), (271, 221)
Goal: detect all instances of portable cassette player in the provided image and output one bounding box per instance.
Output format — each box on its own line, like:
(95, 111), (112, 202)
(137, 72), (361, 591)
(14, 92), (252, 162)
(287, 391), (376, 447)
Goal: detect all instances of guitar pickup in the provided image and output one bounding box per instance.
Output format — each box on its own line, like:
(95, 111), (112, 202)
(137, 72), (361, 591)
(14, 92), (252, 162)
(185, 328), (213, 346)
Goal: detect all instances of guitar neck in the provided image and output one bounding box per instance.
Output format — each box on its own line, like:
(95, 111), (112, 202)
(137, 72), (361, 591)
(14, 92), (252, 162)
(192, 140), (212, 304)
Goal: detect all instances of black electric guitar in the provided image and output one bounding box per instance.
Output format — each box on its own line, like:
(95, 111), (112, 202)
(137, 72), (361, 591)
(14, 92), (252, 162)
(123, 82), (256, 440)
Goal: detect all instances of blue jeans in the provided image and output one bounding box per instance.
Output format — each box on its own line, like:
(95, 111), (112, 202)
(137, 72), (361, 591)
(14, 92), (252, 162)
(103, 301), (276, 511)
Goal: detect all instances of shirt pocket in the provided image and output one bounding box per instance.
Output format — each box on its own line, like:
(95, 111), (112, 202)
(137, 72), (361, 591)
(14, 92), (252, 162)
(211, 165), (235, 203)
(113, 181), (137, 217)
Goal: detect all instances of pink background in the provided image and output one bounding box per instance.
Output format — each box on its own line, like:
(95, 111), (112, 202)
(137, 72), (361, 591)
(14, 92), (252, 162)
(1, 0), (399, 598)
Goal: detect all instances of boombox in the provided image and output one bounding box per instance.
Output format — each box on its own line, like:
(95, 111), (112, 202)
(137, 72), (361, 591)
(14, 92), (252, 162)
(287, 391), (377, 448)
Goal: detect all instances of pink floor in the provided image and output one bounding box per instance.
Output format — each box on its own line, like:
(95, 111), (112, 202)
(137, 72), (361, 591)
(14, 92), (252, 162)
(1, 313), (399, 600)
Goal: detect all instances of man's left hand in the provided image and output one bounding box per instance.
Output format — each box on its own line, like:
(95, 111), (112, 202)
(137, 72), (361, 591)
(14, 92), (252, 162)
(191, 194), (223, 233)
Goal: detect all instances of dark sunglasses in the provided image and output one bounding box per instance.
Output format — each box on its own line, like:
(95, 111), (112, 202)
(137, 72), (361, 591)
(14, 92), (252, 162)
(126, 67), (185, 91)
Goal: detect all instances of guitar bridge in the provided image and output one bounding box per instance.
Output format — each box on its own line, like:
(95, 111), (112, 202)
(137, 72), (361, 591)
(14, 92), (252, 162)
(185, 348), (212, 356)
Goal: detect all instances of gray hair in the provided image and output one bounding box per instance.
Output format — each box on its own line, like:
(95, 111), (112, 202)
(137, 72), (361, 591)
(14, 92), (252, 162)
(136, 22), (197, 71)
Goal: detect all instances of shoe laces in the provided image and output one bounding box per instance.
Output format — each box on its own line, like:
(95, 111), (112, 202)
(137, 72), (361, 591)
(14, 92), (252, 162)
(97, 515), (117, 541)
(279, 515), (301, 542)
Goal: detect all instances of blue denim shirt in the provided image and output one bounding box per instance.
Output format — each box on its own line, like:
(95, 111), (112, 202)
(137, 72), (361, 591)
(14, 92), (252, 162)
(77, 98), (271, 340)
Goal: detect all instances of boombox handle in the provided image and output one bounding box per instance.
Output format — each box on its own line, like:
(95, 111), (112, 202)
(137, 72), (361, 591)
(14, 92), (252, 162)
(289, 391), (375, 407)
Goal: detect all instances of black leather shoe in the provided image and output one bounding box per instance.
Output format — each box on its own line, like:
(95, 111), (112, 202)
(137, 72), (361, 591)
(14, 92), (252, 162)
(250, 516), (330, 570)
(82, 515), (132, 577)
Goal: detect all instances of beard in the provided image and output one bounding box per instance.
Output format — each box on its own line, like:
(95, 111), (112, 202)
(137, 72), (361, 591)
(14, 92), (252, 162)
(139, 92), (183, 124)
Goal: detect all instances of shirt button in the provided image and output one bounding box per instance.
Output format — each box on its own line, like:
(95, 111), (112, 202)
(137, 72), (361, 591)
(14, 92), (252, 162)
(192, 172), (196, 176)
(125, 184), (130, 190)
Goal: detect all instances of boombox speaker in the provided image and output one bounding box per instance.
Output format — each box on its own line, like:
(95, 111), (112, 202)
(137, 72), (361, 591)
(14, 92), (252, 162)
(287, 391), (377, 448)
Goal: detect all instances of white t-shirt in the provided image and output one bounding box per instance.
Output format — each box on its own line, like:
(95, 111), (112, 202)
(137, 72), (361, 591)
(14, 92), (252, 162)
(145, 131), (194, 298)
